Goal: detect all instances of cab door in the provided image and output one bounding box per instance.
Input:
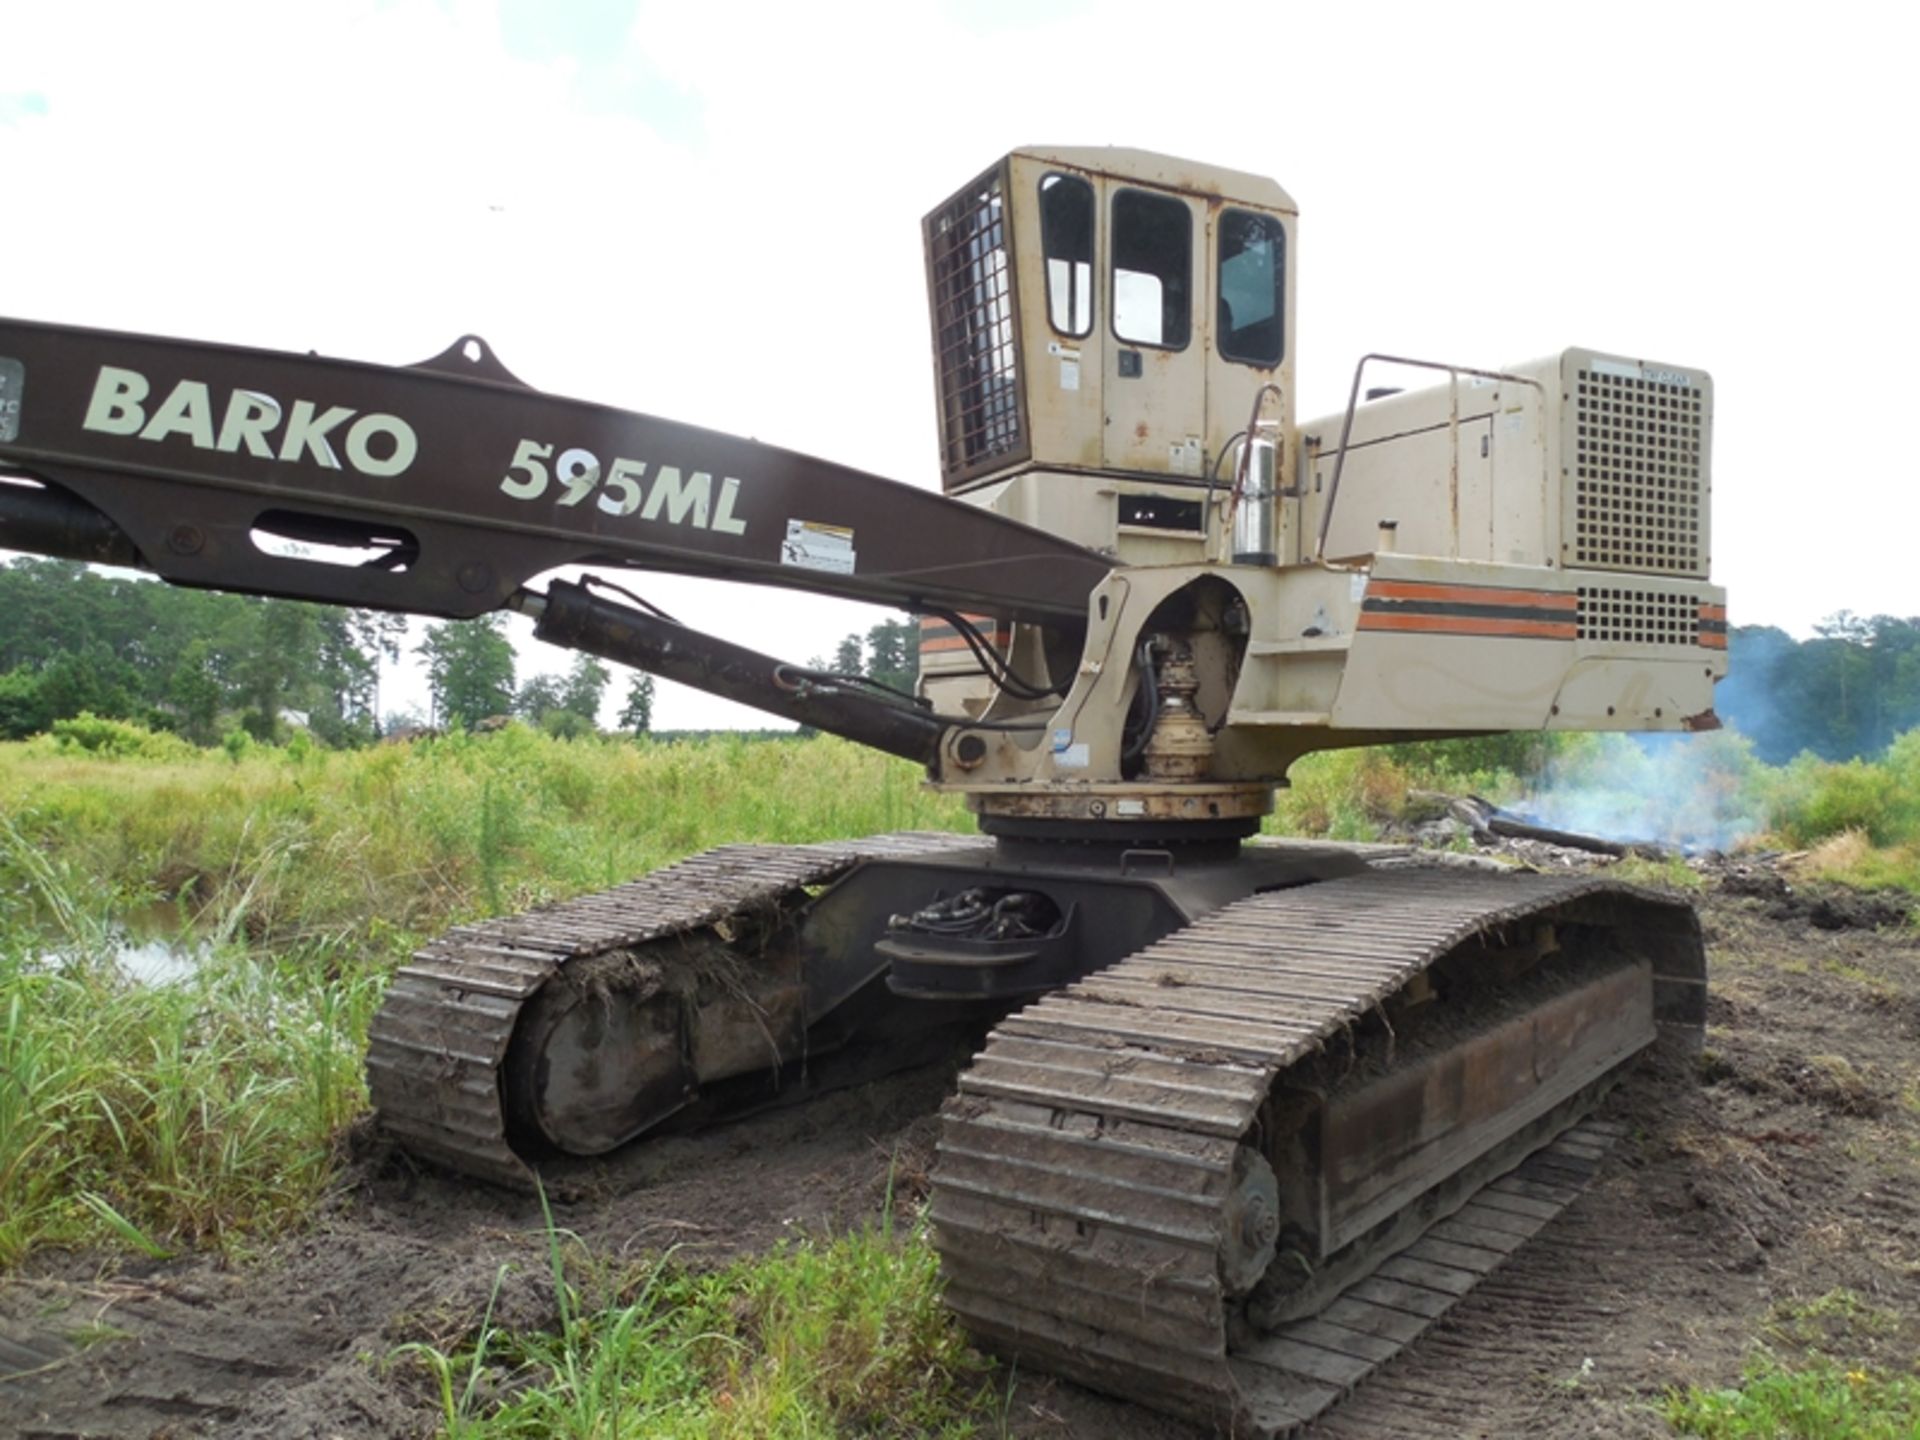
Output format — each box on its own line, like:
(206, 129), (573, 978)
(1103, 185), (1208, 479)
(1011, 155), (1107, 473)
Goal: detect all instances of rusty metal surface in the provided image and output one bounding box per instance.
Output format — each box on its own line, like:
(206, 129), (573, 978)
(929, 868), (1698, 1436)
(364, 831), (976, 1185)
(1314, 960), (1652, 1256)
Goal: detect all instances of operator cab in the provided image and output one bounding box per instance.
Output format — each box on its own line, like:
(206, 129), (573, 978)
(922, 147), (1298, 562)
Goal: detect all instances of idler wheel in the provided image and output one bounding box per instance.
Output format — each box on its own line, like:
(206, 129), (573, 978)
(1221, 1144), (1281, 1295)
(502, 960), (695, 1157)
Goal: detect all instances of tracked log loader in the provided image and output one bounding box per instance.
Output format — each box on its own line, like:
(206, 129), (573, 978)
(0, 146), (1725, 1434)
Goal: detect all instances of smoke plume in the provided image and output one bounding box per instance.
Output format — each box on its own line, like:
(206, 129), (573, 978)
(1509, 731), (1765, 853)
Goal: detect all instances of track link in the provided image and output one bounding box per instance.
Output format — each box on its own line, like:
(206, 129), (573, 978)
(931, 868), (1702, 1436)
(365, 831), (976, 1184)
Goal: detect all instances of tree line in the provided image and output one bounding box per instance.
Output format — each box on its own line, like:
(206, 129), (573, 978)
(0, 558), (401, 745)
(412, 614), (920, 734)
(0, 559), (921, 745)
(1721, 614), (1920, 764)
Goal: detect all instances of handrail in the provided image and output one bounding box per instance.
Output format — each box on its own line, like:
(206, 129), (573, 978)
(1313, 353), (1544, 562)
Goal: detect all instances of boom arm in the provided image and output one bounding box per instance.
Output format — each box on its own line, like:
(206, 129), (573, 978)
(0, 318), (1109, 628)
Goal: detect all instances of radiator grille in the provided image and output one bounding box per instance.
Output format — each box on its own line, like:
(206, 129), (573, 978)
(928, 166), (1026, 484)
(1572, 367), (1704, 574)
(1577, 585), (1700, 646)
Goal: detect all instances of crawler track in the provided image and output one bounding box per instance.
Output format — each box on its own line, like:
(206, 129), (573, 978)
(365, 831), (977, 1184)
(931, 869), (1703, 1437)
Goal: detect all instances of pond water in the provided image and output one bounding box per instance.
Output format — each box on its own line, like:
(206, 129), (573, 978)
(29, 899), (215, 986)
(113, 933), (211, 985)
(111, 899), (211, 984)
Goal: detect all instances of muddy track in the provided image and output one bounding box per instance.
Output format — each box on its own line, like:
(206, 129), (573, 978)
(370, 831), (980, 1185)
(4, 877), (1919, 1440)
(1009, 883), (1920, 1440)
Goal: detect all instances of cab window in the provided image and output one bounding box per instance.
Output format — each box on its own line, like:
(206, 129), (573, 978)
(1039, 173), (1094, 338)
(1112, 188), (1190, 349)
(1217, 209), (1285, 366)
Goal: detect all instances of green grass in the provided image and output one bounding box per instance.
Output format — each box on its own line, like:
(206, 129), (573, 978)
(0, 729), (970, 1268)
(0, 728), (970, 955)
(0, 804), (382, 1264)
(1663, 1354), (1920, 1439)
(1762, 1288), (1902, 1352)
(1663, 1289), (1920, 1439)
(1797, 832), (1920, 896)
(0, 942), (381, 1266)
(399, 1193), (997, 1440)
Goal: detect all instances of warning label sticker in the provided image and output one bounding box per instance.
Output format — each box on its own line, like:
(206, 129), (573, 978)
(0, 359), (23, 444)
(781, 519), (856, 575)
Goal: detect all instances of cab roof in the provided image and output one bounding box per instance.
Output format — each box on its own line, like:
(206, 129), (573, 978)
(1010, 145), (1296, 214)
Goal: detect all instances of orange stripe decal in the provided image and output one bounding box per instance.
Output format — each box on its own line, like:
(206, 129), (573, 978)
(1358, 613), (1578, 640)
(1366, 580), (1577, 611)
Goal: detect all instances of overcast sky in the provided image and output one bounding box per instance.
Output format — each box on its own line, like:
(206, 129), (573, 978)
(2, 0), (1912, 728)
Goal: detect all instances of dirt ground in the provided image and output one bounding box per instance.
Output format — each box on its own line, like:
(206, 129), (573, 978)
(4, 860), (1918, 1440)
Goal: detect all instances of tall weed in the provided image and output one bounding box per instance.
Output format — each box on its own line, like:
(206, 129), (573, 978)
(0, 729), (972, 954)
(0, 942), (380, 1265)
(1773, 756), (1899, 846)
(0, 730), (973, 1267)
